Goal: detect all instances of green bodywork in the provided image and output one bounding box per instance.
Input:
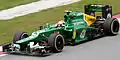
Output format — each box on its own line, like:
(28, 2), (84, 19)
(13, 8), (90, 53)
(16, 11), (96, 44)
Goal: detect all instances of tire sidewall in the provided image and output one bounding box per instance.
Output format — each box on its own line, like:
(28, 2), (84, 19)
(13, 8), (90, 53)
(48, 34), (64, 52)
(110, 19), (119, 34)
(54, 34), (64, 52)
(13, 32), (29, 42)
(20, 33), (29, 39)
(103, 18), (119, 35)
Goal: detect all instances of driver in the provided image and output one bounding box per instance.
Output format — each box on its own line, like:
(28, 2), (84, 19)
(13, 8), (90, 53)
(57, 20), (65, 27)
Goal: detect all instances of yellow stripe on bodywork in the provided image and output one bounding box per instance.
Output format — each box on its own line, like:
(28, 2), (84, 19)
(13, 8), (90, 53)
(72, 28), (76, 39)
(84, 14), (96, 26)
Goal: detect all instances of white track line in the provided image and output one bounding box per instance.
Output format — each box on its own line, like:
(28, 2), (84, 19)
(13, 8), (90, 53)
(0, 54), (8, 57)
(0, 0), (80, 20)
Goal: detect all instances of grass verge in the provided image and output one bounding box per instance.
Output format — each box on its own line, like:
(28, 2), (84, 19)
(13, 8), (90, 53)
(0, 0), (39, 10)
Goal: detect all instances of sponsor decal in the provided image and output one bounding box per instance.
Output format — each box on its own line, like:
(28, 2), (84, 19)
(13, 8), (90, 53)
(80, 29), (86, 38)
(74, 22), (84, 27)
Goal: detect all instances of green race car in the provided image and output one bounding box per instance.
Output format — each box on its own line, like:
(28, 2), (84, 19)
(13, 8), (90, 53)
(3, 4), (119, 55)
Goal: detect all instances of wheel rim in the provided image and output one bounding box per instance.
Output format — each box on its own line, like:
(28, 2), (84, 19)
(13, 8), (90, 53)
(55, 35), (64, 51)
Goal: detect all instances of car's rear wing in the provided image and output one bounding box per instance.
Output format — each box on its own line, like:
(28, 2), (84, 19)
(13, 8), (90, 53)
(84, 4), (112, 19)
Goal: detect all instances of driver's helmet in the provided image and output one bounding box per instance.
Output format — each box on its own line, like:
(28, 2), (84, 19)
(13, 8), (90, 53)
(57, 20), (65, 27)
(64, 10), (72, 15)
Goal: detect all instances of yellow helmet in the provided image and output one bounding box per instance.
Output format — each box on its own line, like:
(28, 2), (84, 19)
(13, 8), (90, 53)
(64, 10), (72, 13)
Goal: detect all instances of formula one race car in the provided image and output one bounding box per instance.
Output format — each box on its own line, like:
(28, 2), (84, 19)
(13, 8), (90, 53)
(2, 4), (119, 55)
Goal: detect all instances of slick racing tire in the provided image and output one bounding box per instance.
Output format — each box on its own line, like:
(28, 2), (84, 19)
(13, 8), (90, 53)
(13, 31), (29, 43)
(103, 18), (119, 35)
(13, 31), (29, 51)
(48, 34), (64, 53)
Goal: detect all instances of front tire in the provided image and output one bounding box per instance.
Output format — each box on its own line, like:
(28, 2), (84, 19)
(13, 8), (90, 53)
(13, 32), (29, 51)
(48, 34), (64, 53)
(13, 31), (29, 42)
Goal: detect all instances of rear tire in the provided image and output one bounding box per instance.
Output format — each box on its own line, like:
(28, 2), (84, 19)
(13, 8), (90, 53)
(48, 34), (64, 53)
(103, 18), (119, 35)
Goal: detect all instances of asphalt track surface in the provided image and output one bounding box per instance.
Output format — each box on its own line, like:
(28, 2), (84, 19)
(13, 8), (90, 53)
(0, 31), (120, 60)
